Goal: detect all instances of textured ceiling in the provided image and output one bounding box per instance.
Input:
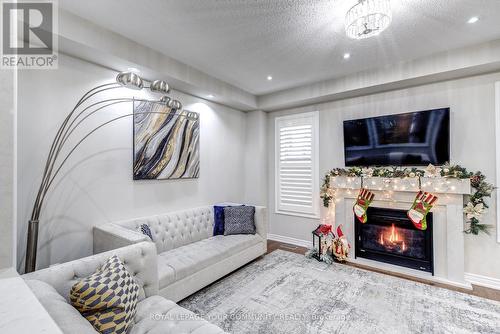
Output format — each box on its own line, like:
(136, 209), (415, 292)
(59, 0), (500, 95)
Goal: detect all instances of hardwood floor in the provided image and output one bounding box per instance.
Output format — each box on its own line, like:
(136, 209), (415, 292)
(267, 240), (500, 302)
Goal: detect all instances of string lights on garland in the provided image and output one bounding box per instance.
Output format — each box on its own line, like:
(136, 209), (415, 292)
(320, 164), (494, 235)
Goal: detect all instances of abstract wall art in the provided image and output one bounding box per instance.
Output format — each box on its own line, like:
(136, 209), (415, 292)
(133, 100), (200, 180)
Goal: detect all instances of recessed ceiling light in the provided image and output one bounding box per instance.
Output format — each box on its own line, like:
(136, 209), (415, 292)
(267, 76), (273, 81)
(207, 94), (214, 98)
(468, 16), (479, 24)
(343, 53), (351, 59)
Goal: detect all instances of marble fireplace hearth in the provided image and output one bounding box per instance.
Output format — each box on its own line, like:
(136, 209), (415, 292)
(327, 176), (472, 289)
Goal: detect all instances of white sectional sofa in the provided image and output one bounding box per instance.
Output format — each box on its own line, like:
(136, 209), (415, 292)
(23, 242), (227, 334)
(93, 206), (267, 302)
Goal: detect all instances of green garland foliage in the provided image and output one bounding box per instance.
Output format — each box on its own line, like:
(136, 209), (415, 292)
(320, 164), (494, 235)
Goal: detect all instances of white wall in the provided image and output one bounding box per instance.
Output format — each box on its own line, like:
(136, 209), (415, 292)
(17, 54), (249, 270)
(268, 72), (500, 279)
(0, 69), (15, 269)
(243, 110), (268, 206)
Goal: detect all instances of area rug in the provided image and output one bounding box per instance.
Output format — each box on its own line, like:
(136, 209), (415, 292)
(180, 250), (500, 334)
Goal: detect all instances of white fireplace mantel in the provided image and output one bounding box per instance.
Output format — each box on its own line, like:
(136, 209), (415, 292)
(329, 176), (471, 195)
(327, 176), (472, 289)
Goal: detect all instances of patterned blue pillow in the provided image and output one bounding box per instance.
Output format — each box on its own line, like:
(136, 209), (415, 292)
(139, 224), (153, 241)
(213, 203), (245, 236)
(224, 206), (256, 235)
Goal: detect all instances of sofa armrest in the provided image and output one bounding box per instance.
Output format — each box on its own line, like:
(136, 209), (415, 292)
(93, 223), (150, 254)
(254, 206), (268, 242)
(23, 242), (159, 300)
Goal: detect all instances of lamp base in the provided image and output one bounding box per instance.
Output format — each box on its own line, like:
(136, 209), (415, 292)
(25, 220), (39, 273)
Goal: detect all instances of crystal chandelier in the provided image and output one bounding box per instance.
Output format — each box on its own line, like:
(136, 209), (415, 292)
(345, 0), (392, 39)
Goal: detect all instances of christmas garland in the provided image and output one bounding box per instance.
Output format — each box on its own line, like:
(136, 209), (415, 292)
(320, 164), (494, 235)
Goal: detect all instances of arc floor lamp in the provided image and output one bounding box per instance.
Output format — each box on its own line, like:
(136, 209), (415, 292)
(25, 71), (194, 273)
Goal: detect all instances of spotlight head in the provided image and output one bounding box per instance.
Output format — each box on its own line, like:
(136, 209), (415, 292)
(116, 71), (144, 90)
(150, 80), (170, 94)
(160, 96), (171, 104)
(168, 99), (182, 111)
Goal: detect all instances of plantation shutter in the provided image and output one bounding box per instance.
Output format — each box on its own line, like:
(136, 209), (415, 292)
(275, 112), (319, 217)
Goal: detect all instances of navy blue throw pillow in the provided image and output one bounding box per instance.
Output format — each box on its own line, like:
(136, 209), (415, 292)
(213, 206), (226, 236)
(140, 223), (153, 241)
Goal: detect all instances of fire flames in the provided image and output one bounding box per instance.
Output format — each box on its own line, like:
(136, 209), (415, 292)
(379, 224), (406, 252)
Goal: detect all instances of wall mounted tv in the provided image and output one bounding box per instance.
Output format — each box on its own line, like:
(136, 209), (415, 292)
(343, 108), (450, 167)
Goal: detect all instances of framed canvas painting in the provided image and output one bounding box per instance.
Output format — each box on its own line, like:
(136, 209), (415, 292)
(133, 100), (200, 179)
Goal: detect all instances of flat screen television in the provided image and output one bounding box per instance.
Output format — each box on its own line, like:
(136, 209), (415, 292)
(343, 108), (450, 167)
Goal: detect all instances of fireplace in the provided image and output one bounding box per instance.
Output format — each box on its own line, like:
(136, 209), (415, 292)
(355, 207), (433, 274)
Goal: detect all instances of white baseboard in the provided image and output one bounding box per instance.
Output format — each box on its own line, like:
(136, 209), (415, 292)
(267, 234), (312, 249)
(465, 272), (500, 291)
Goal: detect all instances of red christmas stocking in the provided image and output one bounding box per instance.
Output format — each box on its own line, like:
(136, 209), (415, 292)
(407, 191), (438, 230)
(353, 188), (375, 223)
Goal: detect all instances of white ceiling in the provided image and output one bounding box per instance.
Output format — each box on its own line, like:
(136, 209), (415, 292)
(60, 0), (500, 95)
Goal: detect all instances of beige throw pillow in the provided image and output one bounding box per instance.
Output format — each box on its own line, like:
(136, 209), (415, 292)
(70, 255), (140, 334)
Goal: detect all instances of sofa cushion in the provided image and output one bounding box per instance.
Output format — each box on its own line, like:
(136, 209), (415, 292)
(157, 260), (176, 289)
(224, 206), (256, 235)
(25, 279), (98, 334)
(157, 234), (263, 285)
(131, 296), (226, 334)
(70, 255), (140, 334)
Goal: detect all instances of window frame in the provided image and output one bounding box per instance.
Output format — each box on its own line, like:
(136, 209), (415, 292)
(274, 111), (320, 219)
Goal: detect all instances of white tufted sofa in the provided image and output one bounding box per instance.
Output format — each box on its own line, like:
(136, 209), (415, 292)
(23, 242), (228, 334)
(93, 206), (267, 302)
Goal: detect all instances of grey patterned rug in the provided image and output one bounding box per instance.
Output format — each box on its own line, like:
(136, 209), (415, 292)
(180, 250), (500, 334)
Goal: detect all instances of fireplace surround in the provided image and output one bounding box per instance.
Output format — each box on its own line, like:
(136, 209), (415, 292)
(328, 176), (471, 288)
(355, 207), (433, 274)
